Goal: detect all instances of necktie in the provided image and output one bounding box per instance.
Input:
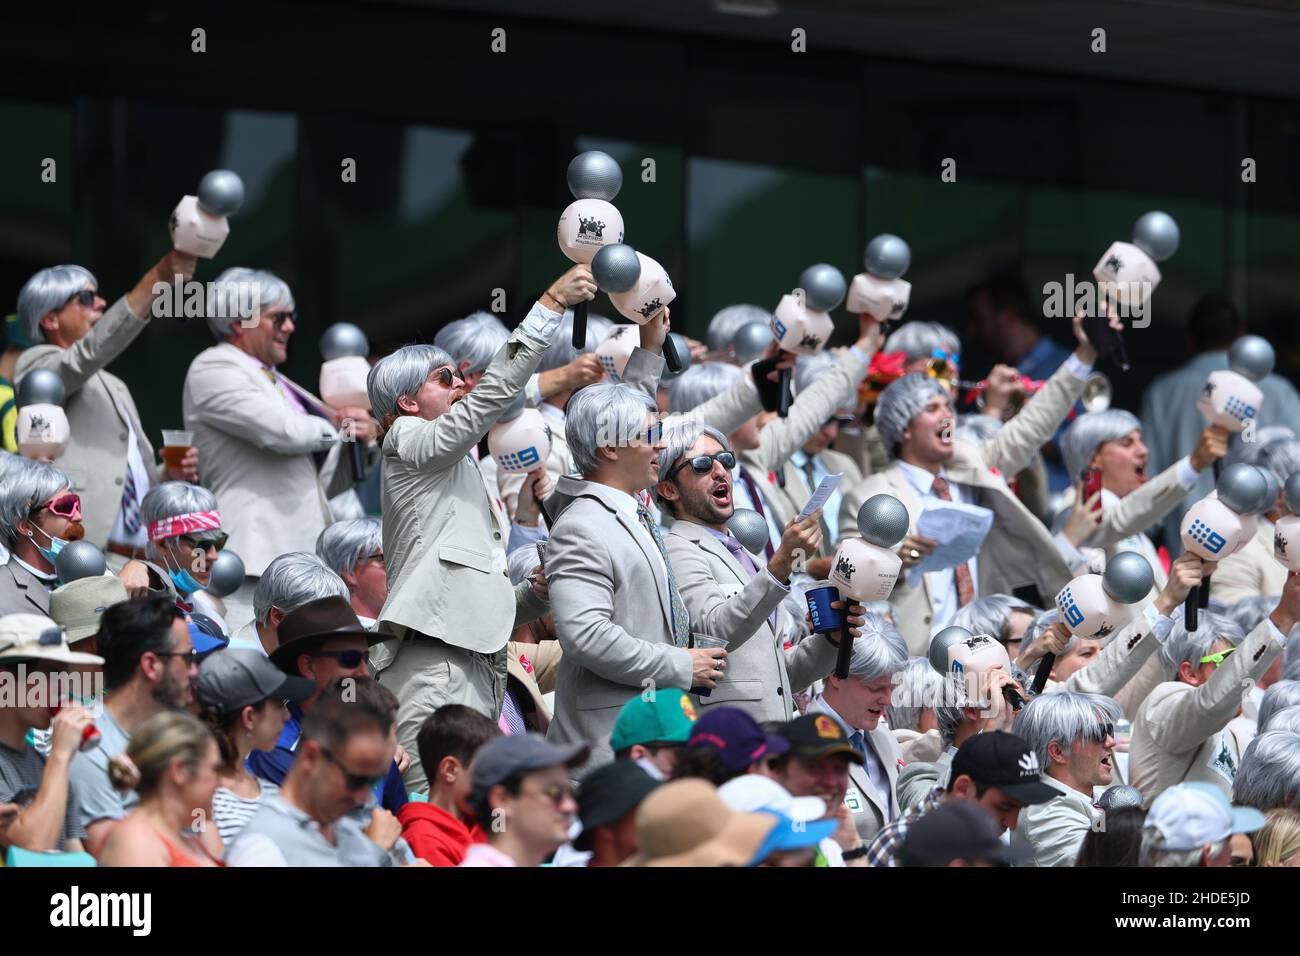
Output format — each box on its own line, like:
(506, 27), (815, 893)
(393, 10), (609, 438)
(120, 465), (141, 535)
(801, 457), (832, 546)
(736, 467), (775, 559)
(849, 730), (868, 763)
(499, 689), (528, 736)
(723, 534), (777, 632)
(636, 500), (691, 648)
(930, 475), (975, 606)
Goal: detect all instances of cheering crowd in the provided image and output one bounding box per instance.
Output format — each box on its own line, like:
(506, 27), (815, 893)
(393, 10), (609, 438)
(2, 247), (1300, 869)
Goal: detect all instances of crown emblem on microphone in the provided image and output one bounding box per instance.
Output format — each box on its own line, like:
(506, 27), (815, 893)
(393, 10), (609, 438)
(1278, 531), (1289, 558)
(799, 333), (822, 350)
(577, 216), (606, 239)
(1094, 622), (1115, 639)
(834, 554), (856, 579)
(1104, 253), (1122, 273)
(28, 414), (49, 432)
(636, 298), (663, 319)
(1018, 752), (1040, 775)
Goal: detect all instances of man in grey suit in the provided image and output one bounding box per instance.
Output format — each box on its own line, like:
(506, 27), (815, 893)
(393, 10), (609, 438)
(655, 419), (837, 723)
(16, 254), (202, 559)
(370, 266), (593, 792)
(545, 314), (728, 773)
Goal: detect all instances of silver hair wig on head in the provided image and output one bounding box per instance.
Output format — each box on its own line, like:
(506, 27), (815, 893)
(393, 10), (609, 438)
(140, 482), (220, 559)
(1012, 692), (1123, 772)
(537, 310), (607, 375)
(0, 459), (72, 550)
(565, 381), (656, 478)
(950, 594), (1040, 650)
(667, 363), (741, 415)
(1259, 439), (1300, 500)
(842, 612), (909, 682)
(1228, 427), (1295, 468)
(955, 413), (1002, 444)
(204, 267), (295, 340)
(1159, 610), (1244, 679)
(1263, 706), (1300, 737)
(1059, 409), (1143, 481)
(794, 351), (838, 398)
(887, 656), (947, 732)
(1232, 731), (1300, 811)
(653, 420), (730, 516)
(252, 551), (349, 626)
(506, 546), (541, 589)
(860, 600), (895, 623)
(883, 321), (961, 363)
(17, 265), (98, 344)
(707, 304), (772, 355)
(875, 373), (947, 461)
(366, 343), (456, 427)
(1226, 595), (1280, 637)
(315, 517), (383, 580)
(1258, 681), (1300, 735)
(434, 311), (509, 376)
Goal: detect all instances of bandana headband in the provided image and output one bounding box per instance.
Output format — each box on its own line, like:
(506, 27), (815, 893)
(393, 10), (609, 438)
(147, 510), (223, 543)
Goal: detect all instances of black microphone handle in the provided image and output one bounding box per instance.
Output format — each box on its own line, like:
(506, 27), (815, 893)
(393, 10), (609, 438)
(348, 440), (366, 483)
(1212, 459), (1223, 482)
(1185, 586), (1199, 631)
(835, 611), (854, 680)
(662, 333), (684, 374)
(778, 367), (793, 418)
(1029, 652), (1054, 697)
(1003, 684), (1027, 712)
(1198, 573), (1211, 609)
(572, 300), (588, 350)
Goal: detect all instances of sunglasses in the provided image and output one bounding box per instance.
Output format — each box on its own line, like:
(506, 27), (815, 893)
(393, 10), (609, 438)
(320, 746), (384, 790)
(65, 289), (97, 308)
(1092, 721), (1115, 742)
(156, 648), (199, 665)
(527, 781), (576, 807)
(180, 532), (229, 553)
(32, 493), (81, 520)
(312, 649), (369, 669)
(267, 310), (296, 329)
(669, 451), (737, 478)
(1199, 648), (1236, 667)
(433, 366), (465, 388)
(634, 421), (664, 446)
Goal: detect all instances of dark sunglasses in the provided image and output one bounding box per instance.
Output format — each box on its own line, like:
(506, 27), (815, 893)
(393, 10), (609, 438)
(1092, 721), (1115, 742)
(65, 289), (97, 308)
(267, 310), (296, 329)
(320, 746), (384, 790)
(669, 451), (737, 478)
(528, 781), (576, 806)
(434, 366), (465, 388)
(32, 493), (81, 519)
(311, 649), (369, 669)
(156, 648), (199, 664)
(180, 532), (229, 553)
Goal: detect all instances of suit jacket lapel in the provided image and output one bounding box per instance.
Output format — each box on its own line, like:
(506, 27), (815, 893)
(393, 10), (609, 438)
(613, 504), (674, 634)
(674, 520), (749, 588)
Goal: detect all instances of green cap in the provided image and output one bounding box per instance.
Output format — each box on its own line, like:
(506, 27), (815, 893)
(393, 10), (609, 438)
(4, 313), (31, 350)
(610, 690), (698, 752)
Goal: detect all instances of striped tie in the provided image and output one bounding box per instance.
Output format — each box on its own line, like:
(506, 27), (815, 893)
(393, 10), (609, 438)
(120, 467), (141, 535)
(636, 500), (691, 648)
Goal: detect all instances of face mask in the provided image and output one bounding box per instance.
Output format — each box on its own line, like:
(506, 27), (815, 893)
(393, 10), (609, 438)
(27, 524), (68, 566)
(168, 567), (204, 596)
(635, 757), (667, 782)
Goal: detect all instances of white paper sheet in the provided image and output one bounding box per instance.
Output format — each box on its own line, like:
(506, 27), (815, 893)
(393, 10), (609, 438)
(797, 472), (843, 521)
(908, 501), (994, 583)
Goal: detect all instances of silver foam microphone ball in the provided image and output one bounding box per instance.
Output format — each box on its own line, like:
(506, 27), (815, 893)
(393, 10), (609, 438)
(864, 234), (911, 279)
(1097, 784), (1144, 811)
(928, 624), (975, 675)
(1132, 211), (1180, 263)
(732, 321), (773, 364)
(799, 264), (847, 313)
(55, 542), (107, 584)
(591, 243), (642, 293)
(857, 494), (910, 549)
(16, 368), (66, 407)
(319, 322), (370, 361)
(1217, 462), (1270, 514)
(1285, 473), (1300, 516)
(1101, 551), (1155, 605)
(196, 169), (246, 217)
(727, 509), (771, 556)
(567, 151), (623, 202)
(1257, 468), (1280, 516)
(1227, 335), (1275, 383)
(206, 550), (246, 598)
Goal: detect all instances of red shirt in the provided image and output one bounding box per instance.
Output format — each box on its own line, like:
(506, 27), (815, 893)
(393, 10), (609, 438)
(397, 801), (487, 867)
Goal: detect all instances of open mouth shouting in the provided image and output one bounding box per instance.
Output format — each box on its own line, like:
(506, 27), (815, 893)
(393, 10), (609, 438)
(710, 479), (732, 510)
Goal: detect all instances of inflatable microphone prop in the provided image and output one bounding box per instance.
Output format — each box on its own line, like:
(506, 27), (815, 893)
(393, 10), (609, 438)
(771, 264), (846, 417)
(319, 322), (372, 483)
(595, 324), (637, 378)
(727, 508), (771, 557)
(205, 549), (246, 598)
(16, 368), (70, 460)
(488, 392), (553, 475)
(55, 541), (107, 585)
(1090, 211), (1179, 370)
(1197, 336), (1273, 475)
(559, 151), (624, 352)
(1038, 551), (1155, 695)
(928, 624), (1026, 714)
(170, 170), (245, 259)
(732, 321), (774, 365)
(847, 234), (912, 328)
(1180, 463), (1271, 630)
(826, 494), (909, 678)
(591, 242), (684, 373)
(1273, 473), (1300, 572)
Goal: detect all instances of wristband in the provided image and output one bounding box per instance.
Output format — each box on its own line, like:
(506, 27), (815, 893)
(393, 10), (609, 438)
(841, 845), (870, 861)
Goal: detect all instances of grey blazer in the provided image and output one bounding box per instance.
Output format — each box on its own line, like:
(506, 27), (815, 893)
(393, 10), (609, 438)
(0, 560), (53, 616)
(808, 696), (904, 845)
(545, 477), (693, 774)
(665, 517), (836, 723)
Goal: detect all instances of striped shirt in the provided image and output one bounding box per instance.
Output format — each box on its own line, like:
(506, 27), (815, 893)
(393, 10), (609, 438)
(212, 778), (278, 846)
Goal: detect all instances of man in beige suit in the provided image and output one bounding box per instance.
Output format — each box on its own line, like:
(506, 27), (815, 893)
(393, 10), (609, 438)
(1129, 576), (1300, 806)
(16, 254), (201, 558)
(1214, 438), (1300, 607)
(183, 268), (373, 628)
(837, 315), (1106, 656)
(656, 421), (836, 723)
(369, 267), (592, 791)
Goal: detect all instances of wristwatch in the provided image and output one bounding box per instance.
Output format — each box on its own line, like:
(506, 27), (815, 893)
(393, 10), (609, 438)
(841, 845), (870, 861)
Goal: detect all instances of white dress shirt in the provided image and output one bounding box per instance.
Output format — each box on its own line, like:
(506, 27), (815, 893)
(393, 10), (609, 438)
(896, 459), (980, 635)
(789, 450), (845, 546)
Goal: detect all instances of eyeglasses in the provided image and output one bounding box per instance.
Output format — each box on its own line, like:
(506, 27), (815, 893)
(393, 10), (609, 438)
(526, 781), (576, 807)
(180, 532), (229, 553)
(669, 451), (737, 478)
(32, 493), (81, 520)
(1093, 722), (1115, 742)
(433, 366), (465, 388)
(65, 289), (97, 308)
(635, 421), (664, 446)
(267, 310), (296, 329)
(320, 747), (384, 790)
(156, 648), (199, 665)
(1199, 648), (1236, 667)
(312, 649), (369, 669)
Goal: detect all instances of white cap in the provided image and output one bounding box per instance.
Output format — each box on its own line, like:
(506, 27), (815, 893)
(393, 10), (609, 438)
(716, 774), (826, 823)
(1145, 782), (1266, 851)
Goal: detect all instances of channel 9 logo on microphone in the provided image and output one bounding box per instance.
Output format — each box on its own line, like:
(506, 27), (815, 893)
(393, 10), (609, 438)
(1186, 518), (1227, 555)
(1057, 586), (1084, 629)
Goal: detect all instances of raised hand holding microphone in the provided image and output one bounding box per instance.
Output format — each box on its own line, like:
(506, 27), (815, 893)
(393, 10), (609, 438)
(1197, 335), (1273, 479)
(1180, 463), (1271, 629)
(558, 151), (624, 350)
(928, 624), (1026, 719)
(591, 242), (685, 372)
(1273, 473), (1300, 571)
(170, 169), (245, 259)
(1089, 211), (1179, 369)
(771, 263), (846, 416)
(827, 494), (910, 678)
(847, 234), (912, 331)
(319, 322), (374, 482)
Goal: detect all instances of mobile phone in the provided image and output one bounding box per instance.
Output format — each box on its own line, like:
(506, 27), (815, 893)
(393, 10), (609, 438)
(535, 542), (546, 568)
(1080, 467), (1103, 512)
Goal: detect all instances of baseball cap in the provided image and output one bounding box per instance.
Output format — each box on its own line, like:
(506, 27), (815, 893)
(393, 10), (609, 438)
(899, 800), (1033, 866)
(610, 690), (698, 752)
(1145, 782), (1266, 851)
(49, 576), (128, 644)
(949, 731), (1057, 804)
(574, 760), (660, 851)
(188, 616), (230, 659)
(197, 646), (315, 716)
(687, 707), (790, 774)
(0, 614), (103, 666)
(717, 773), (827, 823)
(747, 810), (837, 866)
(778, 713), (864, 765)
(469, 733), (590, 815)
